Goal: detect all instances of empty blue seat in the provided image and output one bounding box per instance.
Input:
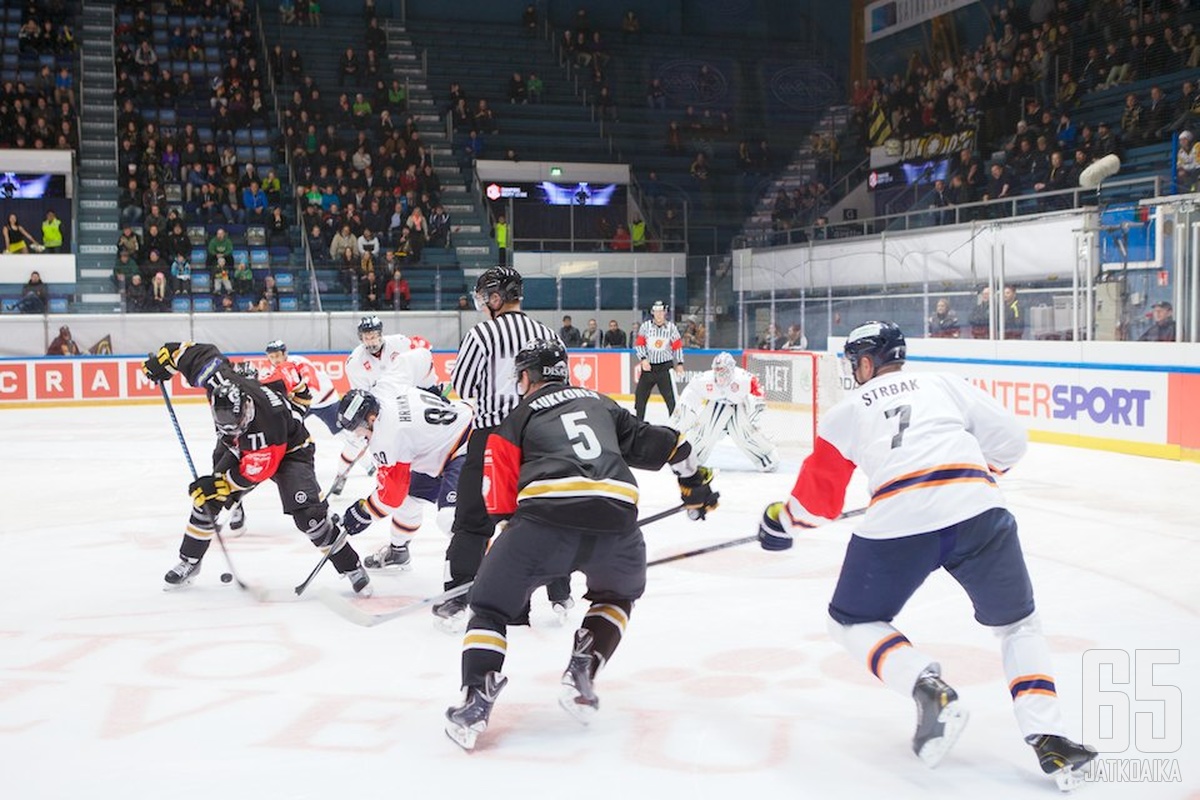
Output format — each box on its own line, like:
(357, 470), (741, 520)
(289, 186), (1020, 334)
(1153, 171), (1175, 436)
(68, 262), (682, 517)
(190, 246), (207, 264)
(192, 295), (214, 312)
(48, 297), (68, 313)
(251, 128), (270, 145)
(269, 245), (291, 261)
(232, 248), (249, 265)
(191, 272), (212, 292)
(250, 248), (269, 266)
(234, 129), (252, 145)
(273, 271), (295, 291)
(171, 297), (191, 312)
(279, 295), (299, 311)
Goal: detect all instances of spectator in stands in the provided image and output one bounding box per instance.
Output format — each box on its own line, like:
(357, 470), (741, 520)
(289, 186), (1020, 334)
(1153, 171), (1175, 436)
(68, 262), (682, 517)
(1139, 301), (1176, 342)
(243, 181), (269, 221)
(337, 47), (360, 88)
(36, 210), (62, 253)
(1094, 121), (1120, 159)
(126, 273), (149, 313)
(928, 298), (961, 338)
(457, 295), (471, 311)
(611, 224), (631, 251)
(207, 228), (234, 266)
(526, 72), (544, 104)
(359, 269), (381, 310)
(148, 271), (171, 313)
(406, 207), (428, 262)
(603, 319), (627, 349)
(250, 276), (281, 313)
(266, 207), (290, 248)
(428, 204), (450, 248)
(757, 323), (785, 350)
(232, 257), (254, 295)
(330, 224), (358, 262)
(969, 286), (993, 338)
(113, 249), (138, 289)
(166, 222), (190, 261)
(1121, 93), (1146, 145)
(595, 86), (618, 122)
(280, 0), (296, 25)
(143, 223), (168, 263)
(559, 316), (583, 347)
(982, 162), (1013, 215)
(621, 10), (641, 38)
(358, 227), (381, 269)
(308, 0), (322, 28)
(7, 271), (47, 314)
(211, 256), (234, 295)
(1002, 284), (1024, 339)
(508, 73), (527, 105)
(4, 213), (38, 254)
(170, 252), (192, 295)
(580, 318), (601, 348)
(646, 78), (666, 110)
(47, 325), (80, 356)
(1144, 86), (1173, 143)
(1177, 131), (1200, 192)
(385, 269), (411, 310)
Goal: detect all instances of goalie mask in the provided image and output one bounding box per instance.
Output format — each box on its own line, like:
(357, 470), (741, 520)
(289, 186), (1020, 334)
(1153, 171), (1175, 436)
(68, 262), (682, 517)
(210, 382), (255, 436)
(358, 315), (384, 355)
(711, 352), (736, 387)
(337, 389), (380, 433)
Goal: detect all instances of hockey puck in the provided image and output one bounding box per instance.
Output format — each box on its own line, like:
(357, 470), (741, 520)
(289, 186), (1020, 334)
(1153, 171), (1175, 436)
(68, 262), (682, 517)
(220, 572), (233, 583)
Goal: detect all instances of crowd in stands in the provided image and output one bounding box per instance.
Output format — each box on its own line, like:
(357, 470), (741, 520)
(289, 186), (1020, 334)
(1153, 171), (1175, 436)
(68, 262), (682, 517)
(844, 0), (1200, 229)
(0, 1), (78, 151)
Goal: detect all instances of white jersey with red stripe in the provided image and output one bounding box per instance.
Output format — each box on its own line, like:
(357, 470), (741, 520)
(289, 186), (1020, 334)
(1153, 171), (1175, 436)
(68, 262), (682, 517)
(671, 366), (764, 429)
(783, 369), (1026, 539)
(363, 385), (472, 514)
(346, 334), (435, 393)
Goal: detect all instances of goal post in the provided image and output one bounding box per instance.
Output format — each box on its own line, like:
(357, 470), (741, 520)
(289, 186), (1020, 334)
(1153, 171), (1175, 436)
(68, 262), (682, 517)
(741, 349), (845, 454)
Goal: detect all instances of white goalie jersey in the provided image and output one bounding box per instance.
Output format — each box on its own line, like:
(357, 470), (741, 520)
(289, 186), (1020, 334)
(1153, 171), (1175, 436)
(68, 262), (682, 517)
(670, 353), (778, 472)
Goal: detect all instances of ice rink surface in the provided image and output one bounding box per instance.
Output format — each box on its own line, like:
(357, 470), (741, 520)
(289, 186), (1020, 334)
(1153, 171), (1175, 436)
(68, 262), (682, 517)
(1, 400), (1197, 800)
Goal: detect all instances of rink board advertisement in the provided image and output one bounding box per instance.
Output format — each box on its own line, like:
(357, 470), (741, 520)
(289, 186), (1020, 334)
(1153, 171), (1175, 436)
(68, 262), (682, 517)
(0, 352), (635, 405)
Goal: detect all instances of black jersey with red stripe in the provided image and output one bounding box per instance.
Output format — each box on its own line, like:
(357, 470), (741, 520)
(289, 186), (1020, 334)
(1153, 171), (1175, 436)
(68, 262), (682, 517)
(483, 383), (682, 532)
(173, 342), (310, 487)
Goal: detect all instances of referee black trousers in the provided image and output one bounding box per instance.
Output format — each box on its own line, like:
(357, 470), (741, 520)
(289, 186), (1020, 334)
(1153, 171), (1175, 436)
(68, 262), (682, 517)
(634, 361), (677, 419)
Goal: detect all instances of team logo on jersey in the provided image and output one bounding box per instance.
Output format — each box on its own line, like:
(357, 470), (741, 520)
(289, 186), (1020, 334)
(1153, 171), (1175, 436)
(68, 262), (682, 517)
(243, 451), (272, 476)
(654, 339), (665, 349)
(295, 491), (308, 503)
(363, 362), (372, 371)
(446, 490), (457, 503)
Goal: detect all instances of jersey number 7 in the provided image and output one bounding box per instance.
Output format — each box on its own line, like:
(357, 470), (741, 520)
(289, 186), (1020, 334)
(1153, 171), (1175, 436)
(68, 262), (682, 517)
(884, 405), (911, 449)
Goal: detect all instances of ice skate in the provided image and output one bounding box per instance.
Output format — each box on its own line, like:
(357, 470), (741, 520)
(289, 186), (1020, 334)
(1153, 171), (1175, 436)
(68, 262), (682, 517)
(328, 473), (348, 496)
(550, 596), (574, 625)
(445, 672), (507, 751)
(227, 503), (246, 537)
(911, 673), (969, 767)
(343, 566), (372, 596)
(558, 628), (599, 724)
(1029, 734), (1098, 792)
(432, 593), (469, 634)
(363, 543), (412, 571)
(163, 557), (201, 590)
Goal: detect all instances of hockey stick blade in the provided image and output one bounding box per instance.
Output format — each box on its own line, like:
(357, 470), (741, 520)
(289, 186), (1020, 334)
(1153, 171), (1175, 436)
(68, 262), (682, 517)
(316, 581), (474, 627)
(647, 505), (866, 567)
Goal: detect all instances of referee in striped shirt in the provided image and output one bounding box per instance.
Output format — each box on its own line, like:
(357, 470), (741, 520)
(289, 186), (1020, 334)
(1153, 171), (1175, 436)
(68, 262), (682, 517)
(634, 300), (685, 420)
(434, 266), (568, 628)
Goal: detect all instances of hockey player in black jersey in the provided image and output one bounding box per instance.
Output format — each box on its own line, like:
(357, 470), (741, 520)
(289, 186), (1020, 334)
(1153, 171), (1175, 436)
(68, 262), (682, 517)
(142, 342), (371, 594)
(444, 339), (719, 751)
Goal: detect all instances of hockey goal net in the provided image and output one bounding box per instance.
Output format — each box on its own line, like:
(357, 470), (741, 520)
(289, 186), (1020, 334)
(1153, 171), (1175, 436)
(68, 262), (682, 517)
(741, 349), (846, 454)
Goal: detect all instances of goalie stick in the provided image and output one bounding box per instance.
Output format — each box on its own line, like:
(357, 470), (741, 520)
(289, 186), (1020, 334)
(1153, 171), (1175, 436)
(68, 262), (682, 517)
(159, 383), (269, 601)
(646, 505), (867, 567)
(317, 503), (689, 627)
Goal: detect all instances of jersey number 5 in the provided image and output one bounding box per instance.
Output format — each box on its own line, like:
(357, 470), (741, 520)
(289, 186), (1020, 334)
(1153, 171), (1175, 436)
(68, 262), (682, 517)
(561, 411), (601, 460)
(884, 405), (911, 449)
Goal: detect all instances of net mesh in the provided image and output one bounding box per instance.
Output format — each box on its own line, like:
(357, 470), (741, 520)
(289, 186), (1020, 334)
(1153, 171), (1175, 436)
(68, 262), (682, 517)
(741, 349), (845, 454)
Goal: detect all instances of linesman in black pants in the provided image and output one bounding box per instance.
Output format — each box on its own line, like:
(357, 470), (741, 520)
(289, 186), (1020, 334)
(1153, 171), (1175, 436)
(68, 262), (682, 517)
(433, 266), (571, 630)
(633, 300), (684, 419)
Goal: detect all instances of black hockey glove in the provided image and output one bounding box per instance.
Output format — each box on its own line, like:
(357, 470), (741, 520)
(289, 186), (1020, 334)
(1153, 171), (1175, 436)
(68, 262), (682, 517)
(758, 501), (793, 551)
(342, 499), (376, 536)
(142, 344), (180, 383)
(678, 466), (719, 520)
(189, 474), (234, 514)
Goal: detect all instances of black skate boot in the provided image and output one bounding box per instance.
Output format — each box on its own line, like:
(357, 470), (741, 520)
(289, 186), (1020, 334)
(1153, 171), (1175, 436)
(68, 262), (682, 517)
(364, 543), (412, 570)
(343, 566), (372, 596)
(164, 557), (201, 590)
(445, 672), (508, 751)
(432, 592), (469, 633)
(1029, 734), (1098, 792)
(559, 628), (599, 723)
(912, 672), (969, 767)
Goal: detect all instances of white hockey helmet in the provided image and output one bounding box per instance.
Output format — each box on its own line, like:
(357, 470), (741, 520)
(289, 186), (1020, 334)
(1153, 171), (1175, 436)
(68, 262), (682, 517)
(712, 352), (736, 387)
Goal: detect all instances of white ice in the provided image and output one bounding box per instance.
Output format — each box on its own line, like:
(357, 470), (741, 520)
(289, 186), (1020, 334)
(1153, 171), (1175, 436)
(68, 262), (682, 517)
(0, 400), (1197, 799)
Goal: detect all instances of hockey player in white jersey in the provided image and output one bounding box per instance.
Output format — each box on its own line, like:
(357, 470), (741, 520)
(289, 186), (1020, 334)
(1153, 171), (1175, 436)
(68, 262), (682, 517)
(335, 383), (471, 571)
(669, 351), (778, 472)
(330, 316), (428, 495)
(757, 321), (1096, 789)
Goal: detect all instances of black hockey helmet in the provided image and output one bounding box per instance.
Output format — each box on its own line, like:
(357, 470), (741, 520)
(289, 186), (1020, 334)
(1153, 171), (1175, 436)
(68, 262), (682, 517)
(210, 382), (255, 436)
(337, 389), (380, 433)
(650, 299), (668, 315)
(513, 338), (569, 388)
(231, 360), (259, 381)
(358, 315), (384, 355)
(474, 266), (523, 307)
(265, 339), (287, 354)
(844, 321), (906, 376)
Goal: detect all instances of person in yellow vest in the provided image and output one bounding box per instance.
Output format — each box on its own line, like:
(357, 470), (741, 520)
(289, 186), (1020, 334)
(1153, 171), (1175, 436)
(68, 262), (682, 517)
(492, 213), (509, 266)
(41, 210), (63, 252)
(630, 217), (646, 251)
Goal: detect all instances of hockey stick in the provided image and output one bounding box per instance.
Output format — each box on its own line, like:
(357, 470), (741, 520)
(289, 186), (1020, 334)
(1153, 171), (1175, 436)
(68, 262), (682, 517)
(317, 503), (689, 627)
(158, 382), (265, 599)
(316, 581), (473, 627)
(647, 505), (867, 568)
(293, 515), (346, 596)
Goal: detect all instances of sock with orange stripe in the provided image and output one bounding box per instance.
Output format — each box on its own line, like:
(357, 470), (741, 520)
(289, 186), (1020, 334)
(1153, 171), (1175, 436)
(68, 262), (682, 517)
(387, 495), (422, 547)
(994, 612), (1067, 738)
(828, 618), (938, 695)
